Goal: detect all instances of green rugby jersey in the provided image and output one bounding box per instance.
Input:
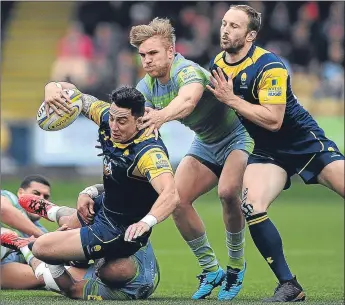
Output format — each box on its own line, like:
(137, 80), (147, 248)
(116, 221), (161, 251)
(136, 53), (241, 144)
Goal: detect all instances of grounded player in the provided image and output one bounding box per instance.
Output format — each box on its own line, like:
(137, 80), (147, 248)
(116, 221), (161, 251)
(129, 18), (254, 300)
(29, 85), (179, 273)
(1, 175), (50, 238)
(2, 194), (160, 300)
(207, 4), (345, 302)
(0, 175), (50, 289)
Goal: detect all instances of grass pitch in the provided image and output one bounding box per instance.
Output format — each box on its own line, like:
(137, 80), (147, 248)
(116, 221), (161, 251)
(0, 179), (344, 304)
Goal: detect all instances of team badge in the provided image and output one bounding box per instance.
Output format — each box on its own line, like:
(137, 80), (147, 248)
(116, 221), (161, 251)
(240, 72), (248, 89)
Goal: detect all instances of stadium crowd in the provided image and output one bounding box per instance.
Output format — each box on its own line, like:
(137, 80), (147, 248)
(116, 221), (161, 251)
(51, 1), (344, 101)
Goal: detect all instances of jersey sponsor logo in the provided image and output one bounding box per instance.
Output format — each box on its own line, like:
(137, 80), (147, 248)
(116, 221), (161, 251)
(151, 152), (170, 169)
(87, 295), (103, 300)
(268, 87), (282, 97)
(179, 67), (197, 82)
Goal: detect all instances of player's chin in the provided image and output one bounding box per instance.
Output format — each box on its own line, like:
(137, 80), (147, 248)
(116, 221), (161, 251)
(111, 135), (123, 142)
(147, 70), (159, 77)
(220, 41), (229, 50)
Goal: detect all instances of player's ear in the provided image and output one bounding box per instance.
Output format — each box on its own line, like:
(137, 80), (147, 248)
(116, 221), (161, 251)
(17, 188), (24, 197)
(167, 45), (174, 59)
(136, 117), (143, 130)
(247, 31), (257, 42)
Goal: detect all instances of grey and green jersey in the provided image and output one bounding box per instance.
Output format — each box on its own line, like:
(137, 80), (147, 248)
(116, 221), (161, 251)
(136, 53), (241, 144)
(0, 190), (48, 237)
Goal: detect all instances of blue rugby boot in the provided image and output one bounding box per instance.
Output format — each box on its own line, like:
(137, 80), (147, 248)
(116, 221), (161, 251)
(218, 263), (246, 300)
(192, 266), (225, 299)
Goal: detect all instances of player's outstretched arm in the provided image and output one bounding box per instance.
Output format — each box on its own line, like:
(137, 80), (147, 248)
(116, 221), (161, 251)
(124, 172), (179, 242)
(0, 195), (45, 237)
(139, 82), (204, 135)
(147, 172), (179, 223)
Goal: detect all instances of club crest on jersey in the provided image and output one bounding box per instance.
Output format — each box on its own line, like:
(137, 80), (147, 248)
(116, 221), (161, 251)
(240, 72), (248, 89)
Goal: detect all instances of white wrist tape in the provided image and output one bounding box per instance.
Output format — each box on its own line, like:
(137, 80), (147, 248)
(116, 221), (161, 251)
(79, 186), (99, 199)
(140, 214), (158, 228)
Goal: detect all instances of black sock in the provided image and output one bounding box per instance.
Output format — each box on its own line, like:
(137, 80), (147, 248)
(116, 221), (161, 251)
(247, 213), (293, 282)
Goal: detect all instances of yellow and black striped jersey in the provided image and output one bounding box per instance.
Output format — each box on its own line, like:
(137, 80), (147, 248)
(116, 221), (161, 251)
(88, 101), (173, 224)
(210, 45), (320, 154)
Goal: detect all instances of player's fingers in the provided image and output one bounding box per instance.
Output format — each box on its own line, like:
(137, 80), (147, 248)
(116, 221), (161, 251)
(139, 121), (150, 130)
(55, 97), (72, 114)
(145, 125), (155, 137)
(44, 102), (51, 118)
(145, 107), (154, 113)
(79, 213), (90, 225)
(210, 76), (219, 88)
(59, 100), (73, 114)
(206, 84), (216, 94)
(61, 91), (72, 104)
(154, 128), (159, 140)
(125, 226), (133, 241)
(133, 226), (143, 239)
(212, 69), (222, 84)
(89, 201), (95, 215)
(49, 103), (63, 116)
(217, 67), (226, 82)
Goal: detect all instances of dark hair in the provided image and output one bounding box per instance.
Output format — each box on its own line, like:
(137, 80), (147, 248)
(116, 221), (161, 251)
(110, 86), (145, 118)
(20, 175), (51, 189)
(230, 4), (262, 34)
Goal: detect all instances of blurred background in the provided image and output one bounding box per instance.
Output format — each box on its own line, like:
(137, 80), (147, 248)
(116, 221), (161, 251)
(1, 2), (343, 299)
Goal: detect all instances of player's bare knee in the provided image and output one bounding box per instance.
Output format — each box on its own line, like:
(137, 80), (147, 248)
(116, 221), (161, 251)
(172, 197), (192, 217)
(99, 258), (135, 286)
(32, 239), (45, 260)
(218, 184), (242, 206)
(240, 188), (267, 218)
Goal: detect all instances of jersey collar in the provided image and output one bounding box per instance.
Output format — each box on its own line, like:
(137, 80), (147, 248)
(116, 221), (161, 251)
(111, 129), (155, 149)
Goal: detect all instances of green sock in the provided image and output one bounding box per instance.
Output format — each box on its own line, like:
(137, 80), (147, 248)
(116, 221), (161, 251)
(226, 228), (245, 270)
(187, 233), (219, 273)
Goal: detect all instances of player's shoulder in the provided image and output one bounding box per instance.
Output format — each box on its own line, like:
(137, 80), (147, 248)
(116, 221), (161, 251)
(210, 51), (226, 67)
(136, 75), (155, 93)
(172, 53), (204, 76)
(251, 46), (287, 70)
(1, 190), (17, 202)
(133, 133), (169, 159)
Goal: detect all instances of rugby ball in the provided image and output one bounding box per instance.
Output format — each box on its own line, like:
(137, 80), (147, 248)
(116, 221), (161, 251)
(37, 89), (83, 131)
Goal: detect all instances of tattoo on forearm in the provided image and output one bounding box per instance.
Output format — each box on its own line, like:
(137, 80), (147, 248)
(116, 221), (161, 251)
(81, 94), (99, 117)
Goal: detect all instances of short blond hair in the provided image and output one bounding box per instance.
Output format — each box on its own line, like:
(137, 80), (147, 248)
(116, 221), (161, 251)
(129, 18), (176, 49)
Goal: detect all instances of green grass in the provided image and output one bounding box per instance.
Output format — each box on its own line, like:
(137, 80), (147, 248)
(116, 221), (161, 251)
(1, 180), (344, 304)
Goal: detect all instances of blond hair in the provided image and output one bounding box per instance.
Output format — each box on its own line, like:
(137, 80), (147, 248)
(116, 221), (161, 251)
(129, 18), (176, 49)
